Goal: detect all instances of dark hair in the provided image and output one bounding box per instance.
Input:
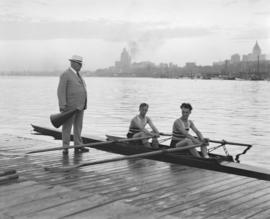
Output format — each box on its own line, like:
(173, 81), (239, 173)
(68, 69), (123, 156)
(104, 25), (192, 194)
(139, 103), (149, 109)
(180, 103), (192, 111)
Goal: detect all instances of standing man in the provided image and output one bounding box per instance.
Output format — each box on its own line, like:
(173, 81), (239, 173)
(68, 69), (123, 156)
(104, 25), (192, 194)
(57, 55), (89, 154)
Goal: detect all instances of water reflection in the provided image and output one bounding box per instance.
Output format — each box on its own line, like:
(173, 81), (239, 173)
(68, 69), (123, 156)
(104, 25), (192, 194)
(61, 152), (83, 166)
(62, 154), (70, 166)
(126, 159), (158, 174)
(73, 152), (83, 165)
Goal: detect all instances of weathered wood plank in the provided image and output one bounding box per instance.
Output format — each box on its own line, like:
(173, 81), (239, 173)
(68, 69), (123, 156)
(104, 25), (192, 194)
(3, 189), (91, 218)
(231, 198), (270, 218)
(1, 134), (270, 219)
(155, 177), (258, 215)
(220, 193), (270, 219)
(63, 199), (177, 219)
(248, 207), (270, 219)
(129, 172), (243, 207)
(14, 194), (120, 219)
(168, 181), (270, 218)
(0, 181), (37, 193)
(0, 185), (70, 210)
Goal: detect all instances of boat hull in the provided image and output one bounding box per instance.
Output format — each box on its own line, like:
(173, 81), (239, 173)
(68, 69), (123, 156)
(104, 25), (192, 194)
(31, 124), (270, 181)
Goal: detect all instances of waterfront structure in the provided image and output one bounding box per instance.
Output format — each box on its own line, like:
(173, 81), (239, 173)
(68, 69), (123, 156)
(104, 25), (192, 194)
(184, 62), (200, 78)
(231, 54), (241, 63)
(89, 41), (269, 80)
(242, 41), (266, 62)
(114, 48), (132, 73)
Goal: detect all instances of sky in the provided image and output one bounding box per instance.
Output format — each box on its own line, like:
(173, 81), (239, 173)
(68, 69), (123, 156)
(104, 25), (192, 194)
(0, 0), (269, 71)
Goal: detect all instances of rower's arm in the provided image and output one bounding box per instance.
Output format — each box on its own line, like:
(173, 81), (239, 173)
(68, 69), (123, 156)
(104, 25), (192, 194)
(147, 118), (159, 136)
(175, 122), (197, 141)
(131, 118), (152, 135)
(190, 121), (204, 141)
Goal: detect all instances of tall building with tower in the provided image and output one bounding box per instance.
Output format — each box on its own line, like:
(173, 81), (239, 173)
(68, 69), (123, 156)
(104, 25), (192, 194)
(242, 41), (266, 62)
(115, 48), (131, 73)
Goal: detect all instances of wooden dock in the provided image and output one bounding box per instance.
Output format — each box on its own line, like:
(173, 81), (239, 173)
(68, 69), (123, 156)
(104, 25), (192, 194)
(0, 134), (269, 219)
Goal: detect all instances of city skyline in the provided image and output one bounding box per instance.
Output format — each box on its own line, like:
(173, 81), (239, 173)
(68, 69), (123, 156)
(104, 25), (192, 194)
(0, 0), (269, 71)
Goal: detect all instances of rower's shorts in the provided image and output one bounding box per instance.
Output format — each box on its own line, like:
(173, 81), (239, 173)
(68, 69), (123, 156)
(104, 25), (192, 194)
(127, 132), (134, 138)
(170, 139), (178, 148)
(126, 132), (144, 145)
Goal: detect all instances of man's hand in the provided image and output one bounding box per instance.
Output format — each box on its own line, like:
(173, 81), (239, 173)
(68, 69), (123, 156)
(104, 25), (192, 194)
(60, 106), (67, 112)
(202, 138), (209, 146)
(152, 133), (160, 138)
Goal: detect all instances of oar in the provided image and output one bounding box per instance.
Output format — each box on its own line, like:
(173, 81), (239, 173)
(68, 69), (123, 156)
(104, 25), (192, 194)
(159, 133), (252, 147)
(27, 136), (152, 154)
(44, 143), (203, 172)
(207, 139), (252, 147)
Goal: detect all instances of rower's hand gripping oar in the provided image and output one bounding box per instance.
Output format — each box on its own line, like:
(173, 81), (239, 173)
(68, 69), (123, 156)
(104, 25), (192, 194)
(26, 135), (153, 154)
(45, 143), (203, 172)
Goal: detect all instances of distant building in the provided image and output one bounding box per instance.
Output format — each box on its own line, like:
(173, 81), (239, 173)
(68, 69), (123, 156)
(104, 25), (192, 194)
(184, 62), (199, 77)
(231, 54), (240, 63)
(185, 62), (196, 68)
(213, 61), (225, 66)
(253, 41), (261, 56)
(242, 41), (266, 62)
(132, 61), (155, 68)
(114, 48), (132, 73)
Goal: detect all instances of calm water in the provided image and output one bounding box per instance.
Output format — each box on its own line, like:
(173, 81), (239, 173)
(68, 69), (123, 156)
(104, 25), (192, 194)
(0, 76), (270, 169)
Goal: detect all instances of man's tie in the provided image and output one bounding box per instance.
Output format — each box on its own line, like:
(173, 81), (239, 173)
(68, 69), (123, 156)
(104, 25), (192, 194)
(77, 72), (83, 83)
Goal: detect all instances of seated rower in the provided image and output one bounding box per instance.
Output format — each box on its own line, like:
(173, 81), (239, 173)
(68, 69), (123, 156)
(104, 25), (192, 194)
(127, 103), (160, 149)
(170, 103), (209, 158)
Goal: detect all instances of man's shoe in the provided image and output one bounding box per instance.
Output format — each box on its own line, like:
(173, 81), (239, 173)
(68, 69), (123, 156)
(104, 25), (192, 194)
(80, 147), (89, 153)
(63, 149), (68, 155)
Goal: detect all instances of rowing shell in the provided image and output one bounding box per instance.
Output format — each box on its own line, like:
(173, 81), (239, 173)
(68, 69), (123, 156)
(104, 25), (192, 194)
(31, 124), (270, 181)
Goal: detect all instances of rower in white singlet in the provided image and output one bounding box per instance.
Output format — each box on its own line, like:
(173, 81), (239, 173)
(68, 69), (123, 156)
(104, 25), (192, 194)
(127, 103), (160, 149)
(170, 103), (209, 158)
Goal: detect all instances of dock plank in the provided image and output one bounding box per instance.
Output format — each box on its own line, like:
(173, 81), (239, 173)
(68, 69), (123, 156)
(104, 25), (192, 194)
(0, 134), (270, 219)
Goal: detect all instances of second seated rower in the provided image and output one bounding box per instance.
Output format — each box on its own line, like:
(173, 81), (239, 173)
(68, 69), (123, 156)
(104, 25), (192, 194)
(127, 103), (160, 149)
(170, 103), (209, 158)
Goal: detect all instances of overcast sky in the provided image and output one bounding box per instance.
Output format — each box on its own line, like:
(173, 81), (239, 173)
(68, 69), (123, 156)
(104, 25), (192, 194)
(0, 0), (269, 71)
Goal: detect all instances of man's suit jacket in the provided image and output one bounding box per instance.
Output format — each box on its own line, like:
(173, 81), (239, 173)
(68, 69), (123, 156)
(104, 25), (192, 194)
(57, 68), (87, 111)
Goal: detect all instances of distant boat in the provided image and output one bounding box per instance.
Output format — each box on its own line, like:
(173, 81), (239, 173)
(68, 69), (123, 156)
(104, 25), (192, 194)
(250, 74), (263, 81)
(220, 75), (236, 80)
(235, 78), (246, 81)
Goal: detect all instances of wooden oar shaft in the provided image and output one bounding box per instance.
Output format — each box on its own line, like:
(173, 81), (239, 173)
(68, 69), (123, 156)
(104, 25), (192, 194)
(159, 133), (251, 147)
(80, 143), (202, 167)
(208, 139), (252, 147)
(45, 143), (202, 172)
(27, 136), (152, 154)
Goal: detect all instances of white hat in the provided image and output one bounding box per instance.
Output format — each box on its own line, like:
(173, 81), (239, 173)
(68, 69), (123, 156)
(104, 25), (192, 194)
(69, 55), (83, 64)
